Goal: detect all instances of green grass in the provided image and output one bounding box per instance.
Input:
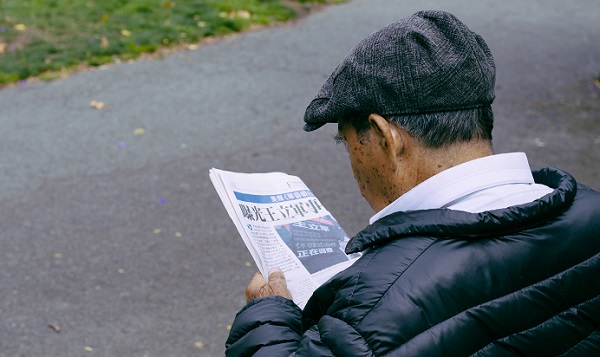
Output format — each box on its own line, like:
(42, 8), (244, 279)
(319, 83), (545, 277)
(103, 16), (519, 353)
(0, 0), (338, 86)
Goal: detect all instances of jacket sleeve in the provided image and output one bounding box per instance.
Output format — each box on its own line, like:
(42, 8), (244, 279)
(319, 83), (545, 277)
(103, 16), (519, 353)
(225, 296), (303, 356)
(225, 296), (339, 356)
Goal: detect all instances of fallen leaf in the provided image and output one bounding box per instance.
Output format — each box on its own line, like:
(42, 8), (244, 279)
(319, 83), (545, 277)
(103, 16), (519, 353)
(48, 322), (61, 333)
(84, 346), (94, 352)
(100, 36), (109, 49)
(153, 228), (162, 234)
(133, 127), (145, 136)
(121, 29), (132, 37)
(90, 100), (105, 109)
(14, 24), (26, 31)
(244, 261), (252, 267)
(193, 341), (206, 349)
(175, 232), (182, 238)
(0, 43), (6, 54)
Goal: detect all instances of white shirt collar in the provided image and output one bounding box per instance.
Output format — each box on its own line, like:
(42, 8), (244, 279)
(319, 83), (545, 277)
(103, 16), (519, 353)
(369, 152), (535, 224)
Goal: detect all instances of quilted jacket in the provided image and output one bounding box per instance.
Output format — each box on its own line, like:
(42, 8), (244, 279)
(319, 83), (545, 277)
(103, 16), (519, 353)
(226, 168), (600, 356)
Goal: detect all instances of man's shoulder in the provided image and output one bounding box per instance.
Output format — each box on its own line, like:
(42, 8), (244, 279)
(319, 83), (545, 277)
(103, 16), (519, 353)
(306, 236), (437, 318)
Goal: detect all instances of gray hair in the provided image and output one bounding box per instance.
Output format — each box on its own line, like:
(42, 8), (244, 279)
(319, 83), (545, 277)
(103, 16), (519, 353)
(342, 105), (494, 148)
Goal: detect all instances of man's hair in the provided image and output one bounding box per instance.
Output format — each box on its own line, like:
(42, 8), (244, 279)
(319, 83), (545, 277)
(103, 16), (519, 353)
(341, 105), (494, 148)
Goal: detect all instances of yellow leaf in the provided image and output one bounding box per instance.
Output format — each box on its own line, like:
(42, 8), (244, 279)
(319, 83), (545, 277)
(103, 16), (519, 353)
(0, 43), (6, 54)
(84, 346), (94, 352)
(101, 14), (109, 22)
(133, 127), (145, 136)
(90, 100), (105, 109)
(121, 29), (132, 37)
(14, 24), (26, 31)
(193, 341), (205, 349)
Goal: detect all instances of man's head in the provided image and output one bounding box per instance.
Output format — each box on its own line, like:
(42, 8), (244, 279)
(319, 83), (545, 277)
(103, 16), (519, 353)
(303, 10), (496, 132)
(304, 11), (496, 210)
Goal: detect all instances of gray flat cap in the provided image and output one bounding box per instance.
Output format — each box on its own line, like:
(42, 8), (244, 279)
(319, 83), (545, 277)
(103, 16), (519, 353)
(303, 10), (496, 131)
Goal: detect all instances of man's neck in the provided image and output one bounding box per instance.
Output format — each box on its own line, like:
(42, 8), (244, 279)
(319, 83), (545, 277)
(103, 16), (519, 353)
(414, 140), (494, 187)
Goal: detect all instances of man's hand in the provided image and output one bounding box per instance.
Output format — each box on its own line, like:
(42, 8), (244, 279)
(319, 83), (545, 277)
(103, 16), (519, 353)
(245, 267), (293, 302)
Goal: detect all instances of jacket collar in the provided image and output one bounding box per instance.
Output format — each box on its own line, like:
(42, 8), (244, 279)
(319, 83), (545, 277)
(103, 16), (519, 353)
(345, 167), (577, 254)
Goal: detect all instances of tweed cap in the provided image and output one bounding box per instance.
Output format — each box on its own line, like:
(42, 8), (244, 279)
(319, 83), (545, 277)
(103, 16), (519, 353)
(303, 10), (495, 131)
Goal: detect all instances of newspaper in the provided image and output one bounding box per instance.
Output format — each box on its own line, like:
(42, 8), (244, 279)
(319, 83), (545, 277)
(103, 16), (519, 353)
(210, 168), (360, 309)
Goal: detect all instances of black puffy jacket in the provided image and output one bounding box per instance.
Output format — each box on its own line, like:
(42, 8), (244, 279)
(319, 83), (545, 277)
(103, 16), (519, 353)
(226, 168), (600, 356)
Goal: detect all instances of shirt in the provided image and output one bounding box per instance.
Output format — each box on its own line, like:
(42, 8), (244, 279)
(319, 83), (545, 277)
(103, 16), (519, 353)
(370, 152), (554, 225)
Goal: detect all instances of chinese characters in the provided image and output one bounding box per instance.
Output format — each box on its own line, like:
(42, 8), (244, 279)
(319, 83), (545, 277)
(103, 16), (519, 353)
(239, 198), (324, 223)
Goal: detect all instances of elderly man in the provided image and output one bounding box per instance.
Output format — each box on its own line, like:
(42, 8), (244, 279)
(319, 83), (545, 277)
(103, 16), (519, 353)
(226, 10), (600, 356)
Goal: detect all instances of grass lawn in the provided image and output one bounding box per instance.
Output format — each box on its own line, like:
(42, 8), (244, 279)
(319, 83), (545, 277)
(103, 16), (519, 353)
(0, 0), (341, 87)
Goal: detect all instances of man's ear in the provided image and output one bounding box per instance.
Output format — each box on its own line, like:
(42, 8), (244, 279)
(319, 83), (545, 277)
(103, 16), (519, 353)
(368, 114), (405, 165)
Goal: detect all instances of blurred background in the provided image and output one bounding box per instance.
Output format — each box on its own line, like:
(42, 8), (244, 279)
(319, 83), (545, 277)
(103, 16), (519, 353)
(0, 0), (598, 356)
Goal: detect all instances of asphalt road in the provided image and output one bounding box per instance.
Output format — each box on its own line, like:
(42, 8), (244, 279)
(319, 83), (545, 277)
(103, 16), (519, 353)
(0, 0), (598, 356)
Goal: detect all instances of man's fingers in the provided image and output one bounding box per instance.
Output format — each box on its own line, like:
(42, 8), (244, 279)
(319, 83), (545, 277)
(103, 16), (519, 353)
(245, 271), (267, 302)
(267, 267), (292, 300)
(245, 268), (293, 302)
(268, 267), (285, 282)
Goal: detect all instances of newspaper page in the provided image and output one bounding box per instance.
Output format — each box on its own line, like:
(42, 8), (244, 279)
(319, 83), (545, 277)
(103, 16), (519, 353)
(209, 168), (360, 309)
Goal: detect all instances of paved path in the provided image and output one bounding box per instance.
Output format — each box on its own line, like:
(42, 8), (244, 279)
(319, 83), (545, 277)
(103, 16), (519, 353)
(1, 0), (598, 355)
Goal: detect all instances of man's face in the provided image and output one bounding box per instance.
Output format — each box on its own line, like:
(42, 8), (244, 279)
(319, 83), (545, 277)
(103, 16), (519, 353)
(336, 123), (393, 212)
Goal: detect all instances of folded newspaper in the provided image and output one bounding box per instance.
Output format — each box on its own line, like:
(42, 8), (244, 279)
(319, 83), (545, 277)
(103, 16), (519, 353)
(210, 168), (360, 309)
